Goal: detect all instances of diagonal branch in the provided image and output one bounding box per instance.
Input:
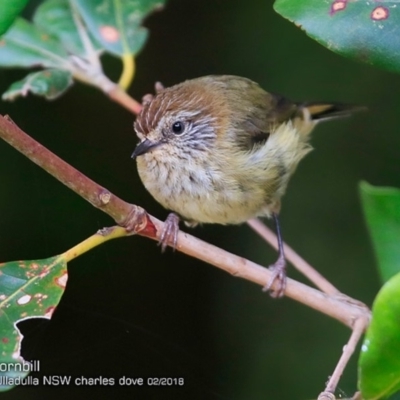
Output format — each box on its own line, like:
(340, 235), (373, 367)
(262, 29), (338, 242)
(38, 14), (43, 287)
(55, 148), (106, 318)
(319, 316), (368, 399)
(0, 114), (152, 234)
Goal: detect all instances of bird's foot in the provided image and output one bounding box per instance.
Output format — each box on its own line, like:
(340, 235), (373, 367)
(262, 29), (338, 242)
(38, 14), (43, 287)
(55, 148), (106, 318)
(262, 256), (287, 298)
(159, 213), (180, 252)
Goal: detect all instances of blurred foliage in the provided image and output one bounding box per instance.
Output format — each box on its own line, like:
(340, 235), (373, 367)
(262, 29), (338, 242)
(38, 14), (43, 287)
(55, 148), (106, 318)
(0, 0), (165, 100)
(359, 272), (400, 400)
(3, 69), (73, 100)
(0, 0), (399, 399)
(274, 0), (400, 74)
(0, 0), (28, 35)
(73, 0), (165, 56)
(360, 182), (400, 283)
(359, 182), (400, 399)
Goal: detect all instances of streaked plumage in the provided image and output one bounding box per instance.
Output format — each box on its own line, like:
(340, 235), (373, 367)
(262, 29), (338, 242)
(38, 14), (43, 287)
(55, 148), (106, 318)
(133, 75), (352, 226)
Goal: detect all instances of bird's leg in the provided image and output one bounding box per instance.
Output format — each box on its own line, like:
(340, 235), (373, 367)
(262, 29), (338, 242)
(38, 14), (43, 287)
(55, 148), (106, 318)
(263, 213), (287, 298)
(159, 212), (180, 252)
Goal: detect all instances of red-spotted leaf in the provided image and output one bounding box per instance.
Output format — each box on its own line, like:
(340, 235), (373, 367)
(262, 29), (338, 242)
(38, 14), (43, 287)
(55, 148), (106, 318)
(274, 0), (400, 74)
(0, 256), (68, 392)
(2, 69), (73, 101)
(0, 0), (168, 100)
(359, 272), (400, 400)
(73, 0), (166, 56)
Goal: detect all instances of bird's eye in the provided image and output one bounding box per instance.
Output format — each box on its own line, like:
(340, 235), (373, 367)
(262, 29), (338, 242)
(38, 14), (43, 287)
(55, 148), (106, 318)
(172, 121), (185, 135)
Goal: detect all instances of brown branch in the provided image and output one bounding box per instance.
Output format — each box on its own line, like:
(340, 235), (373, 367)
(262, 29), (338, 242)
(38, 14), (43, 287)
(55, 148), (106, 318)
(0, 114), (371, 330)
(319, 316), (368, 399)
(149, 217), (370, 328)
(0, 115), (154, 237)
(108, 85), (142, 115)
(72, 66), (143, 115)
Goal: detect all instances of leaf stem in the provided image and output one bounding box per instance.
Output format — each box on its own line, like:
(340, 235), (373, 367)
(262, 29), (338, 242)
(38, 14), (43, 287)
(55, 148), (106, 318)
(118, 54), (135, 90)
(62, 226), (127, 263)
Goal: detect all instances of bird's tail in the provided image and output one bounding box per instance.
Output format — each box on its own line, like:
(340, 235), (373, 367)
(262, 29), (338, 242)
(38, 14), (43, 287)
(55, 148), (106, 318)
(302, 102), (365, 122)
(292, 102), (365, 137)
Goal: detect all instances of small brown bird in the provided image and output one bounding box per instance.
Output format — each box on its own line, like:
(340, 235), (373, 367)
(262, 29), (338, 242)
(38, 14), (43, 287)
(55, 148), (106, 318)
(132, 75), (357, 297)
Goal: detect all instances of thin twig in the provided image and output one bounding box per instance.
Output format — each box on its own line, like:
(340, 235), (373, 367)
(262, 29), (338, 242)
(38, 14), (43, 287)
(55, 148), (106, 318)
(72, 71), (142, 115)
(320, 316), (368, 398)
(247, 218), (339, 295)
(108, 85), (142, 114)
(0, 114), (371, 329)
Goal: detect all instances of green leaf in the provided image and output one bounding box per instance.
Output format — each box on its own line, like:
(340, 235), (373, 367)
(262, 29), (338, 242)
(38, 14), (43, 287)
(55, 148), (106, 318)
(0, 256), (67, 392)
(73, 0), (166, 56)
(274, 0), (400, 74)
(0, 0), (29, 36)
(2, 69), (73, 101)
(0, 18), (70, 69)
(359, 272), (400, 400)
(33, 0), (101, 57)
(360, 181), (400, 283)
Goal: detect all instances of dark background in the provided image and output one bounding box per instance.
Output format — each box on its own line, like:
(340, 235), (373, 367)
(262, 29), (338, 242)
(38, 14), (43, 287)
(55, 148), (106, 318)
(1, 0), (399, 399)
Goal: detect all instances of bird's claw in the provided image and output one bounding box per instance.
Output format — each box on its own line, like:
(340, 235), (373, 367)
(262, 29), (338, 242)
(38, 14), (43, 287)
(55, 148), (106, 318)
(262, 256), (287, 298)
(159, 213), (180, 252)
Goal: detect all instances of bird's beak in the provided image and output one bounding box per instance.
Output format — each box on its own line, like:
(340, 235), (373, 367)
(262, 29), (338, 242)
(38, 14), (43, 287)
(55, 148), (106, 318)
(131, 139), (161, 159)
